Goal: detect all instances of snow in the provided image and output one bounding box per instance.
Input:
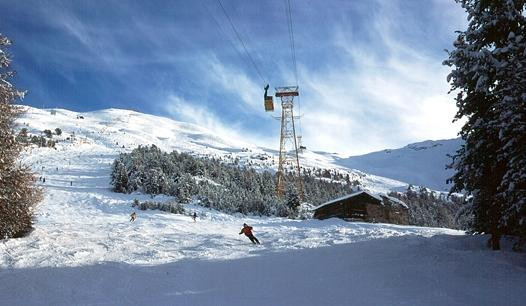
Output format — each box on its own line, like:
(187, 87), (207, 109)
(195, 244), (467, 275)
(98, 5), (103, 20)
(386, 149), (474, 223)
(2, 235), (525, 306)
(334, 138), (464, 191)
(16, 106), (421, 195)
(1, 106), (525, 305)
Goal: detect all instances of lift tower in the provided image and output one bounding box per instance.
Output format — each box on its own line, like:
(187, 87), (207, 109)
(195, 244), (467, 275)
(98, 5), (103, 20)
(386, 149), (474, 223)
(274, 86), (303, 200)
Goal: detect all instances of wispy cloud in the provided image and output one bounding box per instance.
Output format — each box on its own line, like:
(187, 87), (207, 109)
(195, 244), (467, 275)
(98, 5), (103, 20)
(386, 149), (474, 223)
(290, 0), (466, 155)
(162, 94), (276, 149)
(2, 0), (468, 156)
(200, 56), (263, 114)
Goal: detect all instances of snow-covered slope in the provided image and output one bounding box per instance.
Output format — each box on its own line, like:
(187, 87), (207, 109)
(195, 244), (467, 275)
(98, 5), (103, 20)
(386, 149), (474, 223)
(3, 235), (525, 306)
(17, 106), (463, 193)
(17, 106), (411, 194)
(1, 106), (524, 305)
(333, 138), (463, 191)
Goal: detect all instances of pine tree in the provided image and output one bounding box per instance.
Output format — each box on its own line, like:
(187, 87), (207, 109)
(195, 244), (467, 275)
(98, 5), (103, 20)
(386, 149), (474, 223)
(444, 0), (526, 250)
(176, 173), (197, 203)
(16, 127), (28, 144)
(286, 186), (301, 215)
(0, 33), (42, 239)
(110, 160), (129, 193)
(43, 129), (52, 138)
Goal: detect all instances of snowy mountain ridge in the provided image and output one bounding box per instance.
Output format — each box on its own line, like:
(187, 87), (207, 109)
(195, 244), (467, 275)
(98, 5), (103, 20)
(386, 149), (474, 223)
(332, 138), (463, 191)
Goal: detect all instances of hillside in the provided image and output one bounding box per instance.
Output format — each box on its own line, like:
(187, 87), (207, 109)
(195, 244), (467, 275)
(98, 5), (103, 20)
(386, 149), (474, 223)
(16, 106), (456, 194)
(1, 106), (524, 305)
(333, 138), (463, 191)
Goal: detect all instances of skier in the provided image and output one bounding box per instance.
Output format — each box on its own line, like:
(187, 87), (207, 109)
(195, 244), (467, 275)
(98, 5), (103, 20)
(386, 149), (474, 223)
(130, 211), (137, 222)
(192, 212), (197, 222)
(239, 223), (260, 244)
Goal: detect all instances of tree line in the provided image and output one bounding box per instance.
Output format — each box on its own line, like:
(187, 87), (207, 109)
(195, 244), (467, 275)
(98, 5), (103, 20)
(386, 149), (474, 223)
(110, 145), (355, 217)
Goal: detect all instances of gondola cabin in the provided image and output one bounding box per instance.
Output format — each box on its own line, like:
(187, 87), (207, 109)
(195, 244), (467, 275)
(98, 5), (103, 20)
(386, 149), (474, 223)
(264, 96), (274, 112)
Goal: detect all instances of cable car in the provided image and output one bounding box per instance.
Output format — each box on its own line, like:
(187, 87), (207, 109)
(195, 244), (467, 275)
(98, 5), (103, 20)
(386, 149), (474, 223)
(264, 84), (274, 112)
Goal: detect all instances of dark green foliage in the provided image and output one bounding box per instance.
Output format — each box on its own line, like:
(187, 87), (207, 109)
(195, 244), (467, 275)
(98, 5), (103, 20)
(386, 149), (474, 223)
(444, 0), (526, 249)
(110, 145), (354, 217)
(389, 187), (466, 229)
(54, 128), (62, 136)
(29, 135), (54, 148)
(111, 160), (129, 193)
(16, 128), (28, 144)
(285, 186), (301, 216)
(137, 199), (185, 214)
(43, 129), (52, 138)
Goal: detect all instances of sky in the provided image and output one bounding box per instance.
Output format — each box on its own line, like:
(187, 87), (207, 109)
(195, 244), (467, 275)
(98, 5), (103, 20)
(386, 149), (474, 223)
(0, 0), (467, 156)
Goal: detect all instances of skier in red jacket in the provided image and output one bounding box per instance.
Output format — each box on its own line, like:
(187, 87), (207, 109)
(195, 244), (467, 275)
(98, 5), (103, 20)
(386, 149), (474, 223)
(239, 223), (260, 244)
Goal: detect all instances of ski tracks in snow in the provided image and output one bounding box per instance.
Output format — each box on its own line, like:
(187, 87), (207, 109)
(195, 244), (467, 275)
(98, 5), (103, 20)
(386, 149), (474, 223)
(1, 132), (462, 269)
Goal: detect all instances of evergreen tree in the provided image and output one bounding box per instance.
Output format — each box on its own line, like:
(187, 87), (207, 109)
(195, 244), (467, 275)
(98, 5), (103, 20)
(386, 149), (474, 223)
(286, 186), (301, 212)
(143, 167), (167, 196)
(110, 160), (129, 193)
(176, 173), (197, 203)
(0, 33), (42, 239)
(16, 128), (28, 144)
(444, 0), (526, 249)
(43, 129), (52, 138)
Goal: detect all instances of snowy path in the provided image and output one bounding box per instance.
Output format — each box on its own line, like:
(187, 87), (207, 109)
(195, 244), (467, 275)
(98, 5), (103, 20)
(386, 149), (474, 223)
(1, 235), (525, 306)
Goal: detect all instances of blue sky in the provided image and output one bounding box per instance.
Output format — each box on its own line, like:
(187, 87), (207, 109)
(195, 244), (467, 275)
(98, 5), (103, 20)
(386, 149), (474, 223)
(0, 0), (467, 155)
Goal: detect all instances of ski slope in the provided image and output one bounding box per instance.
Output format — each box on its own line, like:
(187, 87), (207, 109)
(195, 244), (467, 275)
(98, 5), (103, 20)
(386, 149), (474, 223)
(1, 106), (525, 305)
(2, 133), (459, 268)
(15, 106), (413, 194)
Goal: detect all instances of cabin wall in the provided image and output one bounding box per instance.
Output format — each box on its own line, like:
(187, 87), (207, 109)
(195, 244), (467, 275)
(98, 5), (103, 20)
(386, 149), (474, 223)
(313, 203), (344, 220)
(365, 203), (389, 223)
(387, 207), (410, 225)
(313, 196), (410, 225)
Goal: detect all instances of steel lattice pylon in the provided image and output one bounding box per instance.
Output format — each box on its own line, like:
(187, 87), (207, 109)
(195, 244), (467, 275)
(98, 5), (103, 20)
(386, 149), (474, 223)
(275, 86), (304, 200)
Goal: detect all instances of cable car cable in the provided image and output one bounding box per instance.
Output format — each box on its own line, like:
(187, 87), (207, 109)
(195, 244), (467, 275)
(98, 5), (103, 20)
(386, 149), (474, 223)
(216, 0), (268, 85)
(285, 0), (298, 86)
(202, 1), (255, 78)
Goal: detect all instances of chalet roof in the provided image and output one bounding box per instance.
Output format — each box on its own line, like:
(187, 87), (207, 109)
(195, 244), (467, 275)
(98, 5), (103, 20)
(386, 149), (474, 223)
(313, 190), (383, 211)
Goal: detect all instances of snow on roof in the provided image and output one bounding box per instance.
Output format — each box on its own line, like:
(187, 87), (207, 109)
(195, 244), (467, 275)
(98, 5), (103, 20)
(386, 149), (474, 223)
(382, 195), (409, 209)
(314, 190), (383, 210)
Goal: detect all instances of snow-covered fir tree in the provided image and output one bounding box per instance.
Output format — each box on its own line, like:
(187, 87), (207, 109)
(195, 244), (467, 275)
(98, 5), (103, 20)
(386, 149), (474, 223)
(110, 145), (357, 217)
(109, 145), (465, 227)
(285, 186), (301, 214)
(110, 160), (129, 193)
(0, 33), (42, 239)
(444, 0), (526, 249)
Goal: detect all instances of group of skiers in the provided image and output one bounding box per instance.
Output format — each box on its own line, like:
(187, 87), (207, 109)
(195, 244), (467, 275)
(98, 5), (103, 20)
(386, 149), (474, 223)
(129, 211), (261, 244)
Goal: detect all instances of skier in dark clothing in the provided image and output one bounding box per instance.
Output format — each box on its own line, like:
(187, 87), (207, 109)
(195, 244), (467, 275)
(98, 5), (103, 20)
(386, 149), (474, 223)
(239, 223), (260, 244)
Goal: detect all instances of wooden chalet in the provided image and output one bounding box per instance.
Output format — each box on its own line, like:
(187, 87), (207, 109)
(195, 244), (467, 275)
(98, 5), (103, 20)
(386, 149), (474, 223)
(313, 191), (409, 225)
